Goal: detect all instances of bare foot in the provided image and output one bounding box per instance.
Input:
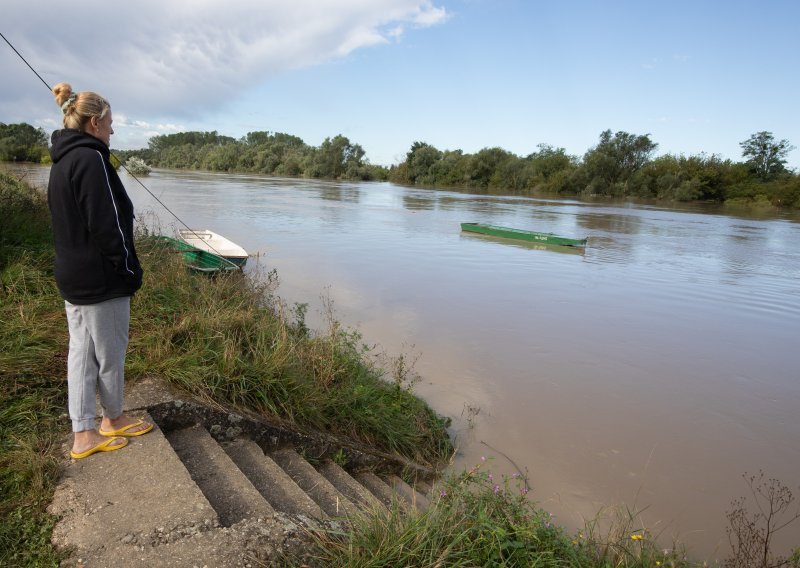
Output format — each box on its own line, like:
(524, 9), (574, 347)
(99, 414), (153, 436)
(72, 429), (126, 456)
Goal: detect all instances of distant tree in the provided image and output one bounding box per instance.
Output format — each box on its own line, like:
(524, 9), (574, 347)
(740, 131), (794, 181)
(639, 153), (747, 201)
(244, 131), (305, 148)
(406, 142), (442, 184)
(0, 122), (48, 162)
(148, 131), (235, 153)
(388, 161), (410, 184)
(527, 144), (576, 179)
(492, 157), (530, 191)
(343, 141), (368, 180)
(271, 132), (306, 149)
(244, 131), (271, 146)
(465, 147), (514, 189)
(581, 130), (658, 195)
(202, 144), (239, 171)
(431, 149), (467, 186)
(305, 135), (364, 179)
(237, 132), (310, 173)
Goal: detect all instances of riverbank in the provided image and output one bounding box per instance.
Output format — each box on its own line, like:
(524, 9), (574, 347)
(2, 171), (795, 566)
(0, 171), (448, 564)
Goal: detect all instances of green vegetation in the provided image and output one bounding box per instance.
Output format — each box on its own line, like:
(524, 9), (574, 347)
(0, 172), (66, 567)
(118, 130), (389, 181)
(3, 121), (798, 207)
(0, 172), (450, 565)
(124, 156), (151, 175)
(0, 123), (48, 164)
(129, 234), (452, 463)
(132, 127), (798, 207)
(307, 459), (693, 567)
(740, 132), (795, 182)
(308, 460), (800, 567)
(390, 130), (800, 208)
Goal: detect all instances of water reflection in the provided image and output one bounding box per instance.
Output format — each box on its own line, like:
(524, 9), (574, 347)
(315, 184), (361, 203)
(401, 195), (436, 211)
(576, 211), (644, 235)
(438, 195), (486, 212)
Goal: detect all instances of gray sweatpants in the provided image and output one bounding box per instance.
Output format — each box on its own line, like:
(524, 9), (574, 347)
(65, 296), (130, 432)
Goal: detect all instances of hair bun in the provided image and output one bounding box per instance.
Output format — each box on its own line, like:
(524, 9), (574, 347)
(53, 82), (74, 107)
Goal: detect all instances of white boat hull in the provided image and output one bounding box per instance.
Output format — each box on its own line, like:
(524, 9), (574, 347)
(178, 229), (248, 266)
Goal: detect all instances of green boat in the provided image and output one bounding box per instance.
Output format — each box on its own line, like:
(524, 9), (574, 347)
(150, 236), (241, 273)
(460, 222), (588, 247)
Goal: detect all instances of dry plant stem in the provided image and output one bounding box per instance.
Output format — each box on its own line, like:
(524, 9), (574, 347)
(725, 471), (800, 568)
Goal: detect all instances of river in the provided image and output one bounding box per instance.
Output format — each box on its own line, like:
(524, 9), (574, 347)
(7, 164), (800, 559)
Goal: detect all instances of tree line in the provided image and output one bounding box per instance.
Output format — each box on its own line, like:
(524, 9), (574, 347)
(2, 121), (797, 207)
(121, 130), (388, 182)
(389, 130), (798, 207)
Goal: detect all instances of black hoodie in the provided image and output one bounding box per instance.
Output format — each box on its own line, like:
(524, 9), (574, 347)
(48, 129), (143, 304)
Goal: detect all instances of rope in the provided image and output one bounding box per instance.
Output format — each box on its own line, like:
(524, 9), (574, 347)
(1, 31), (52, 91)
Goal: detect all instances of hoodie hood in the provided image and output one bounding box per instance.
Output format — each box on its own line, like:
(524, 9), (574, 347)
(50, 129), (109, 163)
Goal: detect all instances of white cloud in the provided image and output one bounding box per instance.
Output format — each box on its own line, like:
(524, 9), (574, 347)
(411, 3), (448, 26)
(387, 26), (406, 39)
(114, 114), (182, 132)
(1, 1), (447, 122)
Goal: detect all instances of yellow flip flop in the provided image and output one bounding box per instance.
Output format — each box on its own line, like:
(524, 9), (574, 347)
(70, 436), (128, 459)
(99, 419), (154, 437)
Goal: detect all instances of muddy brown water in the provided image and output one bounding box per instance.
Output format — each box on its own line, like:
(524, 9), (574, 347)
(9, 164), (800, 559)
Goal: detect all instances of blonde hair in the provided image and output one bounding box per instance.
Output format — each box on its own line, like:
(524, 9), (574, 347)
(52, 82), (110, 131)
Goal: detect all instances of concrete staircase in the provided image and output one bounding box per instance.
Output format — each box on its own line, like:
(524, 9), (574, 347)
(48, 378), (437, 567)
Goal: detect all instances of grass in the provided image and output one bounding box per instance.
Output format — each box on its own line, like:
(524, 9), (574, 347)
(129, 230), (453, 464)
(0, 172), (68, 566)
(304, 458), (696, 568)
(0, 171), (452, 565)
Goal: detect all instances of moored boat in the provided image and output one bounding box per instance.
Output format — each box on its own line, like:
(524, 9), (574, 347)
(460, 222), (587, 247)
(178, 229), (248, 267)
(151, 236), (241, 273)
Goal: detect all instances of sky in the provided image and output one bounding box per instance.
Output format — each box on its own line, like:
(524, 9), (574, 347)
(2, 0), (798, 168)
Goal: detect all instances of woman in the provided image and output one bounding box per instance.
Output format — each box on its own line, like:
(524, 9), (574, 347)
(48, 82), (152, 459)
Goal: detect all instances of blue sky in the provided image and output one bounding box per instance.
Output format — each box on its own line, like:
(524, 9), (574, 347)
(2, 0), (798, 168)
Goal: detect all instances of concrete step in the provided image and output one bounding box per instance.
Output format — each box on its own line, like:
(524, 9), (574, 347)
(48, 412), (218, 561)
(354, 471), (397, 509)
(318, 460), (387, 512)
(222, 438), (326, 519)
(75, 516), (313, 568)
(271, 448), (357, 517)
(51, 380), (443, 567)
(166, 424), (274, 526)
(386, 474), (431, 511)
